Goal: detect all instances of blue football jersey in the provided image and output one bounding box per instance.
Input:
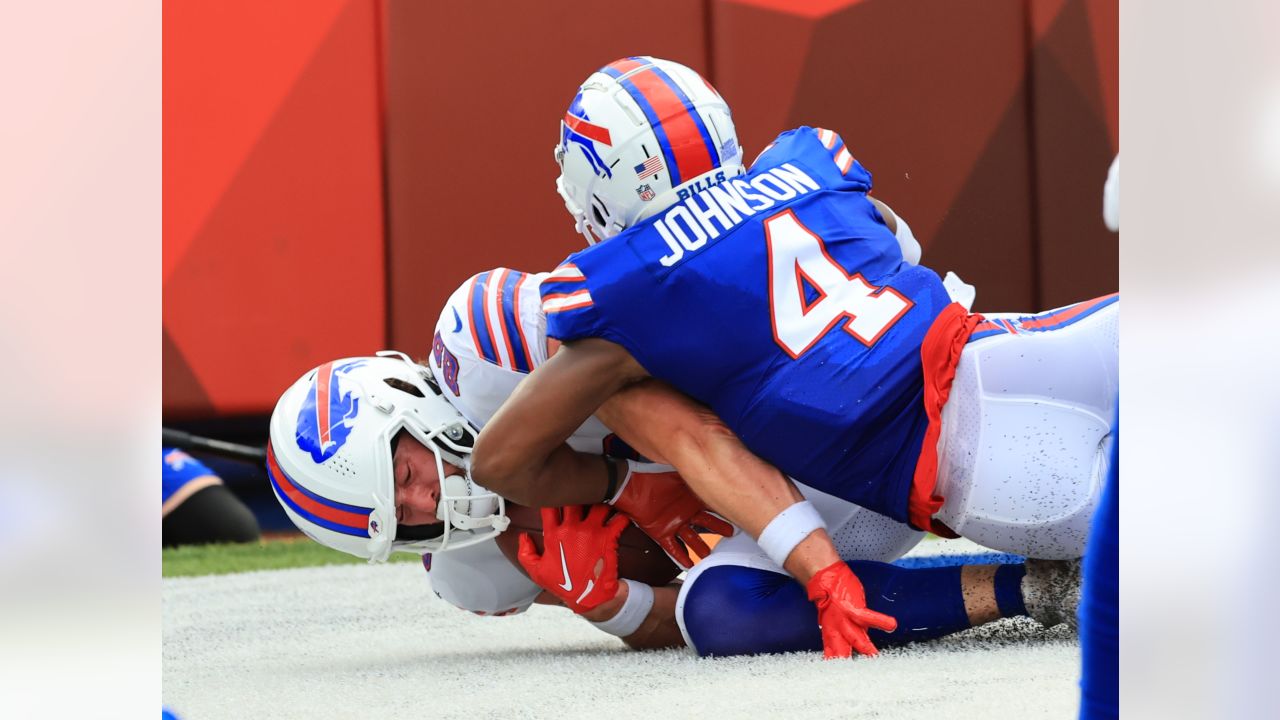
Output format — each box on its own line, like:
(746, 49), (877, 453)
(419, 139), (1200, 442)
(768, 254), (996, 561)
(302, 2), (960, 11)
(162, 447), (218, 504)
(542, 127), (964, 526)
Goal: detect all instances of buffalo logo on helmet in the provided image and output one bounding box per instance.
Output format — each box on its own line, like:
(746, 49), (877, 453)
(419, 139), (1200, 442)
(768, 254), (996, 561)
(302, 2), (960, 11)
(295, 359), (368, 463)
(635, 183), (655, 201)
(560, 92), (613, 179)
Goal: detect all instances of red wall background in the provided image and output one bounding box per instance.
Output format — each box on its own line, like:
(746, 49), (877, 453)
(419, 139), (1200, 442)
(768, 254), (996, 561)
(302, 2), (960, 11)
(163, 0), (1117, 418)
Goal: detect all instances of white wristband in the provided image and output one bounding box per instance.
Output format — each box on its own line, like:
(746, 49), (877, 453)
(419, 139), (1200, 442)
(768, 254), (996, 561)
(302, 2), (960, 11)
(758, 501), (826, 569)
(588, 579), (654, 637)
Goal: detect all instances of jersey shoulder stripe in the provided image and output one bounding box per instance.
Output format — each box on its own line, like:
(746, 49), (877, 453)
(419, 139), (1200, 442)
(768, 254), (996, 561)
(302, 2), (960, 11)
(542, 263), (586, 283)
(541, 261), (594, 314)
(543, 288), (593, 313)
(813, 127), (858, 176)
(752, 127), (871, 191)
(466, 268), (538, 371)
(467, 271), (499, 365)
(497, 269), (532, 372)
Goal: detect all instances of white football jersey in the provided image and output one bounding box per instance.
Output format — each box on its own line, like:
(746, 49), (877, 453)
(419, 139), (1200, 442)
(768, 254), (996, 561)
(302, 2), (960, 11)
(422, 268), (620, 616)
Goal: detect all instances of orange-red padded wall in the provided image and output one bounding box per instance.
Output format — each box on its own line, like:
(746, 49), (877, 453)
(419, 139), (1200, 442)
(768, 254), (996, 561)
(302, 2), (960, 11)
(714, 0), (1038, 312)
(382, 0), (709, 356)
(1029, 0), (1119, 307)
(163, 0), (1117, 417)
(163, 0), (386, 417)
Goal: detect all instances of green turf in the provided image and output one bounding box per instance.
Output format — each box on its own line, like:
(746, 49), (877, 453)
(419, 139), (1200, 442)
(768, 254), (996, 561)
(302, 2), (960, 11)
(162, 536), (421, 578)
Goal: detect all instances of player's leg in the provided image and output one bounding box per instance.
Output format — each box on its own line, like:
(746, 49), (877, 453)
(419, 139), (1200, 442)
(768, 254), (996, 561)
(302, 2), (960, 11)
(676, 553), (1034, 657)
(935, 296), (1118, 559)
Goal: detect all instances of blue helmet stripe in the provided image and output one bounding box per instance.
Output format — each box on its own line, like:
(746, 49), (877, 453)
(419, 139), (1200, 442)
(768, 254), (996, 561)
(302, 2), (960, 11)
(265, 455), (371, 537)
(645, 64), (719, 170)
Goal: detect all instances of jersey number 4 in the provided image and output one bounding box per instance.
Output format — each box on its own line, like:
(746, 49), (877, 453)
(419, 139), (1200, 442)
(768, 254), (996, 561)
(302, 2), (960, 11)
(765, 209), (912, 359)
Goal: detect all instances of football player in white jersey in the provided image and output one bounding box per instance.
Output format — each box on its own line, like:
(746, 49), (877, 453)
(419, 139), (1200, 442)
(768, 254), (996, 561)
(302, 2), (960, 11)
(265, 269), (1078, 656)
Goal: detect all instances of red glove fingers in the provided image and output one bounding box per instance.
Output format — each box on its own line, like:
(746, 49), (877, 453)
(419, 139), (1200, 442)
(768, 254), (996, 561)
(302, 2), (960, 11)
(609, 464), (733, 569)
(677, 525), (711, 560)
(806, 561), (898, 659)
(663, 535), (695, 570)
(516, 504), (629, 614)
(692, 510), (734, 538)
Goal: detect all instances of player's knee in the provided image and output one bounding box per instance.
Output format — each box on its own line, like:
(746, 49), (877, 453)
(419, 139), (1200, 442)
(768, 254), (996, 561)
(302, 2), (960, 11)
(680, 564), (820, 657)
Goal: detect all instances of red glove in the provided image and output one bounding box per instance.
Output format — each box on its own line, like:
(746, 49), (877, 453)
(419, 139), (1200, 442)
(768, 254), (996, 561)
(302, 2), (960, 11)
(517, 504), (629, 614)
(806, 561), (898, 658)
(609, 462), (735, 568)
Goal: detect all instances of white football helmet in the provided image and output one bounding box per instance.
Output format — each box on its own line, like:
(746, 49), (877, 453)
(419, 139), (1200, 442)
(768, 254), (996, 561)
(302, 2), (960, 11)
(554, 56), (744, 243)
(266, 351), (509, 562)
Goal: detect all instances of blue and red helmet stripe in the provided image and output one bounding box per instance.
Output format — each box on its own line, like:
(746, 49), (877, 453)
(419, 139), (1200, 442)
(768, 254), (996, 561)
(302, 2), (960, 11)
(266, 443), (371, 537)
(601, 57), (720, 187)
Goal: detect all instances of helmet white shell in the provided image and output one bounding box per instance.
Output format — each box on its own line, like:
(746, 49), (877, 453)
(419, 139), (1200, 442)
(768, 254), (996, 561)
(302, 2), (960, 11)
(266, 351), (509, 562)
(555, 56), (744, 243)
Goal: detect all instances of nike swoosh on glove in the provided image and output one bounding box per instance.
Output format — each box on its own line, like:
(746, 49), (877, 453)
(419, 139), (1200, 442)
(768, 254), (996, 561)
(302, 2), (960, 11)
(516, 504), (629, 614)
(806, 561), (898, 658)
(609, 462), (734, 569)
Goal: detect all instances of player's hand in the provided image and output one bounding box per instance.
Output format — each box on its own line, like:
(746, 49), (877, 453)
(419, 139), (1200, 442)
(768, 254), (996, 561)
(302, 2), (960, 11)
(608, 462), (734, 569)
(806, 561), (898, 658)
(516, 504), (629, 614)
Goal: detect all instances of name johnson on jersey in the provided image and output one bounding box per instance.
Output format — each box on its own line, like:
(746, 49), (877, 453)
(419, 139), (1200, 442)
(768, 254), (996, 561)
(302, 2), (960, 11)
(656, 163), (820, 267)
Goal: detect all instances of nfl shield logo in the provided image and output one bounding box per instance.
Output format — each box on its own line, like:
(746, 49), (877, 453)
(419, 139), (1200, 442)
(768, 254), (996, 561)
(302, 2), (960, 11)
(636, 184), (655, 201)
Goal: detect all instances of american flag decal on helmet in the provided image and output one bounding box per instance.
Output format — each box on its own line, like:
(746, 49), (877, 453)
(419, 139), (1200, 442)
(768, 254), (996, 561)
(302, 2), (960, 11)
(634, 156), (662, 180)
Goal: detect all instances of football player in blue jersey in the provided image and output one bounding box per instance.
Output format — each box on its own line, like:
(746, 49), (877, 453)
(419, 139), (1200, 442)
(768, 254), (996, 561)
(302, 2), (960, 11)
(163, 447), (260, 547)
(469, 56), (1117, 658)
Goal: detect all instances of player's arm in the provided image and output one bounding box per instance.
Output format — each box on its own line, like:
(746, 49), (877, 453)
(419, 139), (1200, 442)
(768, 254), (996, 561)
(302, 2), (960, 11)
(596, 379), (897, 657)
(596, 380), (831, 579)
(582, 583), (685, 650)
(471, 337), (647, 507)
(596, 381), (802, 536)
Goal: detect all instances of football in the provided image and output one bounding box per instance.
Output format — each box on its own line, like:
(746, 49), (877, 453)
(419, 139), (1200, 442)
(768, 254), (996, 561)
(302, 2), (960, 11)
(494, 504), (681, 587)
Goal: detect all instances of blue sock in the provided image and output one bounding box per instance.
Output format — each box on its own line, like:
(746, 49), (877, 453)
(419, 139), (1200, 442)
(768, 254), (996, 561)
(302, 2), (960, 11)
(994, 563), (1028, 617)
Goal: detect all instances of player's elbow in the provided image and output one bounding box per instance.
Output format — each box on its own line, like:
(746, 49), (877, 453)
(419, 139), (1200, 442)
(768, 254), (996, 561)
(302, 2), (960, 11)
(469, 438), (526, 502)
